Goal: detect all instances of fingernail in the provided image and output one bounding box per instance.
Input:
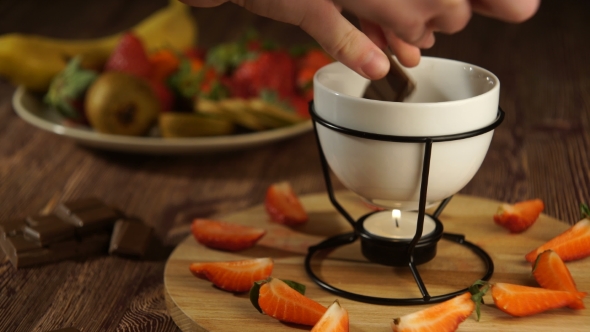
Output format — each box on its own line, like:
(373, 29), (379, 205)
(359, 49), (389, 79)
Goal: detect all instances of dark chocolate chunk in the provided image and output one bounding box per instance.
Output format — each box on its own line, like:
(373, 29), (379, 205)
(0, 233), (42, 256)
(69, 207), (121, 234)
(364, 49), (415, 102)
(0, 233), (44, 267)
(55, 197), (104, 217)
(24, 214), (77, 245)
(0, 218), (26, 237)
(77, 232), (111, 256)
(109, 218), (152, 258)
(3, 233), (110, 269)
(56, 198), (121, 235)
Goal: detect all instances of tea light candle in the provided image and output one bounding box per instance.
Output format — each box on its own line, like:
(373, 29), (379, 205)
(363, 209), (436, 239)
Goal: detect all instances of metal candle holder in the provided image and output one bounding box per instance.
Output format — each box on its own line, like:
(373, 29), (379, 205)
(305, 101), (504, 305)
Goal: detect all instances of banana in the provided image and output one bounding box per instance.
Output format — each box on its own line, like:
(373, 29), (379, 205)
(0, 0), (197, 91)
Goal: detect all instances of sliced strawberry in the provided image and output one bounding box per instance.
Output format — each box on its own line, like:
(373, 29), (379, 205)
(391, 292), (474, 332)
(493, 199), (544, 233)
(533, 250), (586, 309)
(189, 258), (273, 292)
(265, 181), (308, 225)
(257, 278), (327, 326)
(491, 282), (586, 317)
(105, 32), (152, 79)
(311, 300), (349, 332)
(191, 219), (266, 251)
(525, 219), (590, 262)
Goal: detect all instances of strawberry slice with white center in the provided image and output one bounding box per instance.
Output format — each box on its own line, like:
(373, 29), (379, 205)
(311, 300), (349, 332)
(493, 199), (544, 233)
(190, 258), (273, 292)
(265, 181), (308, 225)
(191, 219), (266, 251)
(391, 292), (474, 332)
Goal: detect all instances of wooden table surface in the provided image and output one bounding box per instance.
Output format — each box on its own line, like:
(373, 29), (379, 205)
(0, 0), (589, 331)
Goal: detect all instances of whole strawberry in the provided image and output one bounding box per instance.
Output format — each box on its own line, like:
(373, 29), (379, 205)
(105, 32), (152, 79)
(231, 50), (296, 99)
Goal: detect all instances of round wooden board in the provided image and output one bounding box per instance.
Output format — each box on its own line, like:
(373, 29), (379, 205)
(164, 192), (590, 331)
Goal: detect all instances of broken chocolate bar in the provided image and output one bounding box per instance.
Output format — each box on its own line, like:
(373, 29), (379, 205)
(24, 214), (77, 245)
(55, 198), (120, 234)
(0, 218), (26, 237)
(364, 49), (415, 102)
(0, 232), (110, 269)
(109, 218), (152, 258)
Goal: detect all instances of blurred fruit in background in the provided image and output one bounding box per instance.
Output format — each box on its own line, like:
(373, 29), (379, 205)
(1, 1), (333, 138)
(0, 0), (196, 92)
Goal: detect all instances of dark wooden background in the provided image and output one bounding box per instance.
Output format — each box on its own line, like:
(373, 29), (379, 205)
(0, 0), (589, 331)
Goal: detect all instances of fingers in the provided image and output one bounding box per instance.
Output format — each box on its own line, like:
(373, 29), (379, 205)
(298, 1), (389, 79)
(180, 0), (228, 8)
(334, 0), (471, 44)
(471, 0), (540, 22)
(383, 30), (421, 67)
(185, 0), (390, 79)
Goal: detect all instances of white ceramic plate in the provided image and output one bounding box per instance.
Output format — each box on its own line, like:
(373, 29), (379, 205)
(12, 86), (313, 154)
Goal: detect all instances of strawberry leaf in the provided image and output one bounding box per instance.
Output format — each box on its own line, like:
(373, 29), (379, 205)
(281, 279), (306, 295)
(469, 280), (490, 322)
(168, 58), (206, 99)
(44, 56), (98, 119)
(206, 42), (257, 74)
(249, 279), (268, 313)
(249, 278), (306, 314)
(581, 203), (590, 219)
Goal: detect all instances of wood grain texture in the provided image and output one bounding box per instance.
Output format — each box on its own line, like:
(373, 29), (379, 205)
(0, 0), (589, 331)
(165, 192), (590, 331)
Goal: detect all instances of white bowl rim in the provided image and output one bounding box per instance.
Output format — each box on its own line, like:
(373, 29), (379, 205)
(314, 56), (500, 106)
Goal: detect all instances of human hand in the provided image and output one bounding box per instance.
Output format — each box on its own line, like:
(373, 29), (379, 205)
(181, 0), (539, 79)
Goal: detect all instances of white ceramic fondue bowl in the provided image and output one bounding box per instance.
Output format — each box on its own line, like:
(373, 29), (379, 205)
(313, 57), (500, 211)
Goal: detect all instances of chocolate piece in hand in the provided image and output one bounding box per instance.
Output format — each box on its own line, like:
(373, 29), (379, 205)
(24, 214), (77, 245)
(109, 218), (152, 258)
(364, 49), (415, 102)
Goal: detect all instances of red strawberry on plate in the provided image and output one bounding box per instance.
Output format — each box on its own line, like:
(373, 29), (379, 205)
(189, 257), (273, 292)
(231, 50), (296, 99)
(191, 219), (266, 251)
(525, 219), (590, 262)
(105, 32), (152, 79)
(255, 277), (327, 326)
(533, 250), (586, 309)
(391, 292), (474, 332)
(490, 282), (586, 317)
(311, 300), (349, 332)
(265, 181), (308, 225)
(493, 199), (544, 233)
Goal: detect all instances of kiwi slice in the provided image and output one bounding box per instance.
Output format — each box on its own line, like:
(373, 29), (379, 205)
(158, 113), (235, 138)
(85, 72), (159, 136)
